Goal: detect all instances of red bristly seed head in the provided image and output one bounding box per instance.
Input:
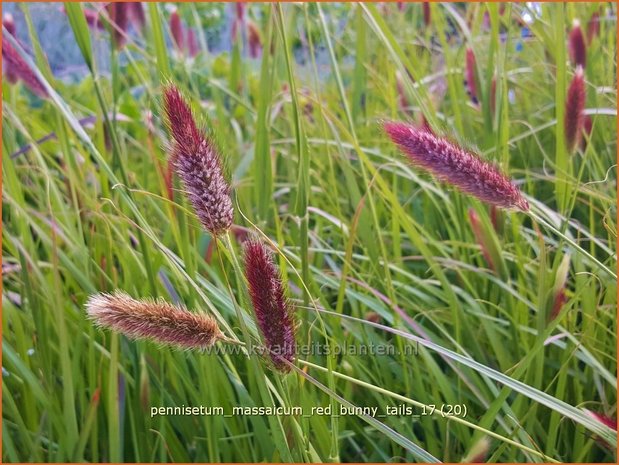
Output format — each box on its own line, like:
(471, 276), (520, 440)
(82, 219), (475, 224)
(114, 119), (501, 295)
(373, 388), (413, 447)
(86, 291), (224, 350)
(247, 20), (262, 59)
(127, 2), (145, 31)
(465, 47), (478, 104)
(2, 37), (48, 97)
(586, 12), (600, 44)
(423, 2), (431, 27)
(3, 14), (18, 84)
(564, 66), (586, 153)
(568, 19), (586, 69)
(384, 121), (529, 211)
(163, 84), (233, 236)
(107, 3), (129, 48)
(3, 13), (15, 35)
(170, 10), (184, 51)
(244, 240), (296, 373)
(187, 28), (199, 57)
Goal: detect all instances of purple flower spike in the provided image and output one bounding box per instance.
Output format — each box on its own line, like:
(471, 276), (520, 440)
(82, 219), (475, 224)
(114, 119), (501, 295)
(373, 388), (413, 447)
(384, 121), (529, 211)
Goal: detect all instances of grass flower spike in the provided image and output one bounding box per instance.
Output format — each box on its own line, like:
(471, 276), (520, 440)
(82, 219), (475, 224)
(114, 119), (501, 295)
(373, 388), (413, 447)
(3, 14), (18, 84)
(2, 36), (48, 98)
(568, 19), (586, 68)
(384, 121), (529, 211)
(465, 47), (478, 104)
(163, 84), (233, 236)
(244, 240), (296, 372)
(86, 291), (224, 350)
(170, 10), (184, 51)
(565, 66), (586, 153)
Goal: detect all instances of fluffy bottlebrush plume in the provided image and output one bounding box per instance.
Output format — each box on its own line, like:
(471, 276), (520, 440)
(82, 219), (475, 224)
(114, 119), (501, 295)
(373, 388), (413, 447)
(384, 121), (529, 211)
(2, 37), (48, 98)
(86, 291), (224, 350)
(3, 14), (18, 84)
(127, 2), (145, 31)
(586, 12), (600, 44)
(170, 10), (184, 51)
(3, 12), (15, 35)
(465, 47), (479, 104)
(236, 2), (246, 22)
(244, 240), (296, 372)
(187, 28), (199, 57)
(247, 20), (262, 59)
(568, 20), (586, 69)
(468, 208), (496, 272)
(423, 2), (431, 27)
(163, 84), (233, 236)
(564, 67), (586, 153)
(107, 2), (129, 48)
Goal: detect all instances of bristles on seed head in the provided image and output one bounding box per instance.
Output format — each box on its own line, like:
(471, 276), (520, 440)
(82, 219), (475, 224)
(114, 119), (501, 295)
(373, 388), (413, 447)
(568, 19), (587, 68)
(244, 240), (296, 372)
(86, 291), (224, 350)
(3, 13), (16, 35)
(564, 67), (586, 153)
(170, 10), (184, 51)
(187, 28), (199, 57)
(247, 20), (262, 59)
(127, 2), (145, 30)
(384, 121), (529, 211)
(423, 2), (431, 26)
(107, 3), (129, 48)
(163, 84), (233, 236)
(465, 48), (478, 104)
(1, 38), (48, 97)
(586, 12), (600, 44)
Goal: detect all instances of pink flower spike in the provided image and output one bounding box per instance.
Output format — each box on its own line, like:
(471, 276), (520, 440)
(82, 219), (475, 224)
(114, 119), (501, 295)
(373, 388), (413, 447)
(187, 28), (199, 57)
(568, 19), (586, 68)
(423, 2), (431, 27)
(163, 84), (233, 236)
(465, 48), (478, 104)
(564, 67), (586, 153)
(247, 20), (262, 59)
(2, 37), (48, 98)
(586, 12), (600, 44)
(127, 2), (145, 31)
(86, 291), (224, 350)
(384, 121), (529, 211)
(244, 240), (296, 372)
(170, 10), (184, 51)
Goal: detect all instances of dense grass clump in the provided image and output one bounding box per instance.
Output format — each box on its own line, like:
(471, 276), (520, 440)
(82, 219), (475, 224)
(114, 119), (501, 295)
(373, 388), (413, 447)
(2, 2), (617, 462)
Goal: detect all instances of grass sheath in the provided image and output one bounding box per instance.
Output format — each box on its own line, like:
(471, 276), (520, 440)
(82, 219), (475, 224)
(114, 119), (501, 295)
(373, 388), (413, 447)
(86, 291), (224, 350)
(384, 121), (529, 211)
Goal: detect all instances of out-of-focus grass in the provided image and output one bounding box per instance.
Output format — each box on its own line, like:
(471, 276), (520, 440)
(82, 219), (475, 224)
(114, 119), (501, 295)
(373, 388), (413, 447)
(2, 2), (617, 462)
